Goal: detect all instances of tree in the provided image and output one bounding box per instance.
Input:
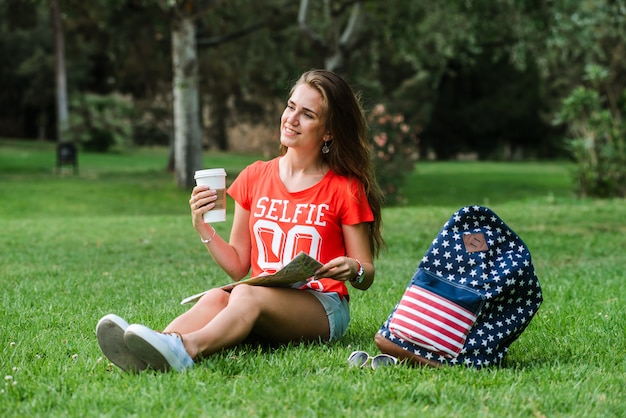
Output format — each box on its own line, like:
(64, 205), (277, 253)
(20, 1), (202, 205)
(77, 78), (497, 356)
(297, 0), (365, 73)
(170, 2), (204, 188)
(164, 0), (295, 187)
(49, 0), (69, 143)
(0, 0), (56, 139)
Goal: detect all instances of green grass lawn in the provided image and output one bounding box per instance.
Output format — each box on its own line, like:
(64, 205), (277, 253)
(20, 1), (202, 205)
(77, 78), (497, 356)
(1, 140), (625, 417)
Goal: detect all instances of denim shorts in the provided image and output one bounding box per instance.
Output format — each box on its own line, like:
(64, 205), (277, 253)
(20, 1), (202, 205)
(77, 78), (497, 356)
(305, 290), (350, 341)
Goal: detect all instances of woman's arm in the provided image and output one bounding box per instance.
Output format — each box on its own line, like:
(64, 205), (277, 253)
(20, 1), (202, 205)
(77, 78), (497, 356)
(192, 186), (252, 281)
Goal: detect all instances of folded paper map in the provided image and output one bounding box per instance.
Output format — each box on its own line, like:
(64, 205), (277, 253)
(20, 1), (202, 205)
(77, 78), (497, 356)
(180, 251), (323, 305)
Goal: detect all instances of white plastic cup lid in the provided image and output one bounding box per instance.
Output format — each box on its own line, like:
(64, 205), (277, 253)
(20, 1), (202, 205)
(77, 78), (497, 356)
(194, 168), (226, 179)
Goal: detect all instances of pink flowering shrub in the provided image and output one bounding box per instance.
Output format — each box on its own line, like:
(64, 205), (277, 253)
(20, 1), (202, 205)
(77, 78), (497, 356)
(368, 104), (420, 205)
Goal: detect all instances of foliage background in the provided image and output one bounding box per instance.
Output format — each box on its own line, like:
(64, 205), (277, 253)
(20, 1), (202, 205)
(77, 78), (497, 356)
(1, 0), (625, 160)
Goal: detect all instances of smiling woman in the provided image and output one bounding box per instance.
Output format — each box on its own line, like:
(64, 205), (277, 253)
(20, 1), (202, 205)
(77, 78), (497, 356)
(96, 69), (386, 373)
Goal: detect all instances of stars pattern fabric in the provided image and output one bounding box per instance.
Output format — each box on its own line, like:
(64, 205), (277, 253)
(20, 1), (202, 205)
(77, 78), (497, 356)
(378, 206), (543, 368)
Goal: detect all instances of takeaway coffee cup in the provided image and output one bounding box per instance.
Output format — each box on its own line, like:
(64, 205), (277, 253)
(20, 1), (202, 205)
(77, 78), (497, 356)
(194, 168), (227, 223)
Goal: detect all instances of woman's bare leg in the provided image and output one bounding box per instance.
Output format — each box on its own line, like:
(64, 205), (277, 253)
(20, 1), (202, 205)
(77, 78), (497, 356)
(163, 288), (230, 334)
(181, 285), (329, 359)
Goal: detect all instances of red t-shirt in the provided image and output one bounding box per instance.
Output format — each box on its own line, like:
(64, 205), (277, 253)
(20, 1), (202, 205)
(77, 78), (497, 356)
(227, 158), (374, 298)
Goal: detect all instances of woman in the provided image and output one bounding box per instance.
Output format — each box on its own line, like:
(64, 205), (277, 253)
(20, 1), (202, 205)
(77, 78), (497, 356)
(96, 69), (385, 372)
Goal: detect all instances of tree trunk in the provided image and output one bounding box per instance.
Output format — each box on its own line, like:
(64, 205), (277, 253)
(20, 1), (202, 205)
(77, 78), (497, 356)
(49, 0), (69, 142)
(172, 15), (203, 188)
(207, 92), (229, 151)
(298, 0), (365, 73)
(324, 1), (363, 72)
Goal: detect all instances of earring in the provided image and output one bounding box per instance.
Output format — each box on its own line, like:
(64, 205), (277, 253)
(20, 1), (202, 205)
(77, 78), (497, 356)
(322, 141), (330, 154)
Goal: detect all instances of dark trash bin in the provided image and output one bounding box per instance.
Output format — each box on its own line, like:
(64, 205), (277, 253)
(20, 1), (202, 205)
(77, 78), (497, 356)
(56, 142), (78, 174)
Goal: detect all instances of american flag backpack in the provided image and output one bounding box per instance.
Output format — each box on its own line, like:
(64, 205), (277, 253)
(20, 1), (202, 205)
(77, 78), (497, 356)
(375, 206), (543, 368)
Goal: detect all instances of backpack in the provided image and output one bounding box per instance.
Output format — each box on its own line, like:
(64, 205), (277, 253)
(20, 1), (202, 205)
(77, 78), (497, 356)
(375, 206), (543, 368)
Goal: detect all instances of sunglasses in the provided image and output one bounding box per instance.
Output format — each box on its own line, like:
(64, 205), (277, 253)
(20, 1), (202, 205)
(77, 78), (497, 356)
(348, 351), (398, 369)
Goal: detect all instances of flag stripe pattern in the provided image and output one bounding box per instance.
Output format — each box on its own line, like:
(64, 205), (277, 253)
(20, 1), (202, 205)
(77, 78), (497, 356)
(390, 285), (478, 358)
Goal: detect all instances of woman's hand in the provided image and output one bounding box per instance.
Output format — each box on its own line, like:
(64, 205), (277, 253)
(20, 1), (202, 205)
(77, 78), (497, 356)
(314, 256), (361, 282)
(190, 186), (219, 231)
(313, 223), (375, 290)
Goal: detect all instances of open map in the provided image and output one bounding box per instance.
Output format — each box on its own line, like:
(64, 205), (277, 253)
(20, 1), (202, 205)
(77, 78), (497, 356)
(180, 252), (323, 305)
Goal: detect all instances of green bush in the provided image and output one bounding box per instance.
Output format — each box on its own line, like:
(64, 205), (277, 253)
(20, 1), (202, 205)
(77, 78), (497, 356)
(556, 65), (626, 198)
(68, 93), (133, 152)
(368, 104), (420, 205)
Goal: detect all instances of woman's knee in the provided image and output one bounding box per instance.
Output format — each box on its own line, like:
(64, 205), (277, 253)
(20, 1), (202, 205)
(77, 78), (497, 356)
(227, 285), (277, 318)
(197, 287), (230, 308)
(228, 283), (261, 301)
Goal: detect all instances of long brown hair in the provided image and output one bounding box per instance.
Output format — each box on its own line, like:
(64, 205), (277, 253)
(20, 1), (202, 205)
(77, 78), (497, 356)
(280, 69), (385, 257)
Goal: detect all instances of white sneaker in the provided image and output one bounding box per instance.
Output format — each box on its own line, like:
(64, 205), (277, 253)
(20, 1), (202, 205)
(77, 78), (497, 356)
(124, 324), (194, 372)
(96, 314), (148, 373)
